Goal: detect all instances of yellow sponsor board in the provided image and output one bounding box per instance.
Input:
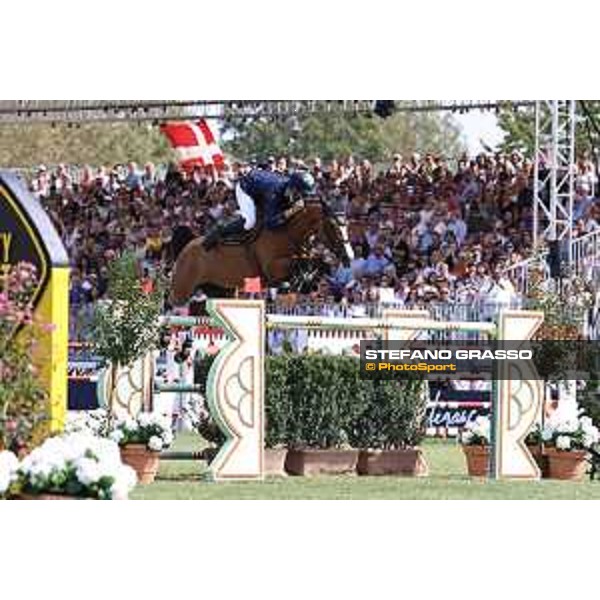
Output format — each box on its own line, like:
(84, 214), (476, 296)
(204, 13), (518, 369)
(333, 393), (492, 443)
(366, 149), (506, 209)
(0, 172), (69, 436)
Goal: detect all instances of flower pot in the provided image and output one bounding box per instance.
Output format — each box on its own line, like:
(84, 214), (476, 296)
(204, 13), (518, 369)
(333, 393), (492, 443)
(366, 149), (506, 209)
(545, 447), (588, 481)
(264, 448), (288, 477)
(462, 444), (489, 477)
(120, 444), (160, 484)
(526, 444), (549, 478)
(16, 493), (87, 500)
(285, 449), (359, 476)
(357, 448), (429, 476)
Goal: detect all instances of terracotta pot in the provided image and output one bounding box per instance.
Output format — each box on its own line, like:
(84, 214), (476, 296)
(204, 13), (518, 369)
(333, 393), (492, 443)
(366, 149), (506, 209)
(120, 444), (160, 484)
(527, 444), (549, 478)
(462, 444), (489, 477)
(357, 448), (429, 476)
(16, 493), (87, 500)
(264, 448), (288, 477)
(545, 447), (588, 481)
(285, 449), (358, 476)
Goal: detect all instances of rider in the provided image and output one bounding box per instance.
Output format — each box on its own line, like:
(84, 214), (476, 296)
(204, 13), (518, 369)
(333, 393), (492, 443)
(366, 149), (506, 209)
(202, 168), (316, 250)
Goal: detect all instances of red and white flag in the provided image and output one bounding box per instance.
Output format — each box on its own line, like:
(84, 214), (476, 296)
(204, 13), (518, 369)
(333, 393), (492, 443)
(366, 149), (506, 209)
(160, 119), (225, 170)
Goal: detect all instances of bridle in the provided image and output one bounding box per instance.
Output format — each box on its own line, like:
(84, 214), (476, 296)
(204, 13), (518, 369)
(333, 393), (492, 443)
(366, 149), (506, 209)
(318, 197), (354, 265)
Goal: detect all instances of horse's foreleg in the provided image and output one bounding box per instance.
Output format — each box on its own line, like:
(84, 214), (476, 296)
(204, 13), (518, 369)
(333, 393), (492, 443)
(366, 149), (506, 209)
(262, 257), (293, 287)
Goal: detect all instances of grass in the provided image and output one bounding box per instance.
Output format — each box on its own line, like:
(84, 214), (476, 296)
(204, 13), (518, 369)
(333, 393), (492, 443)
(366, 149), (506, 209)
(130, 433), (600, 500)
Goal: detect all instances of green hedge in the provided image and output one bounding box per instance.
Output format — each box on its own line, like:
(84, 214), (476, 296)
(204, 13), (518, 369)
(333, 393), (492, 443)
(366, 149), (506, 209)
(284, 355), (372, 449)
(194, 354), (427, 450)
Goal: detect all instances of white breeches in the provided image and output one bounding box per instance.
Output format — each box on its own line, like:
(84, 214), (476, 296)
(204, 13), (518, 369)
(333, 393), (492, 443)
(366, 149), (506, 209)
(235, 184), (257, 230)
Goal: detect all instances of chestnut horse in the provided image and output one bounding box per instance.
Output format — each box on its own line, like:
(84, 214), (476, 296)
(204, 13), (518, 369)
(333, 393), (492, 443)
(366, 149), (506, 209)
(169, 200), (353, 305)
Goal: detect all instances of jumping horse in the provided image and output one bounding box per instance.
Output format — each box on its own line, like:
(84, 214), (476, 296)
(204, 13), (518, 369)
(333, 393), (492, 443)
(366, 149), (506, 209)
(169, 199), (354, 305)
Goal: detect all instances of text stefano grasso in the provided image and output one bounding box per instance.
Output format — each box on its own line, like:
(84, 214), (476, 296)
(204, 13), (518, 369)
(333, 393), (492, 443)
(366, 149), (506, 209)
(363, 349), (534, 361)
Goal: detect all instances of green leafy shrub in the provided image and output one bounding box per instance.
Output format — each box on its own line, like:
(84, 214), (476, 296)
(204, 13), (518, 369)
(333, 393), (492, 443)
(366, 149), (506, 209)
(192, 353), (226, 449)
(192, 353), (427, 451)
(349, 377), (428, 450)
(91, 252), (164, 369)
(264, 355), (292, 448)
(579, 379), (600, 428)
(284, 355), (371, 449)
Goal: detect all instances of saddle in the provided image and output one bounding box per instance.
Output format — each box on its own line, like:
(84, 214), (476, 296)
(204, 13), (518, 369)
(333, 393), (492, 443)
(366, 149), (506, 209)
(220, 214), (262, 246)
(219, 219), (262, 246)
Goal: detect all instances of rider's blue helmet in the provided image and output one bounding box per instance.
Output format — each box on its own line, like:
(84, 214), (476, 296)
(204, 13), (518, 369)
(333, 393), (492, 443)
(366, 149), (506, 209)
(288, 171), (316, 196)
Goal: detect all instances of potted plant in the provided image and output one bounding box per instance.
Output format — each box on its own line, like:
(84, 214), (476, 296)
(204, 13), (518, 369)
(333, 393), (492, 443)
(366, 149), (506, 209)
(540, 413), (599, 480)
(524, 424), (549, 477)
(526, 267), (593, 415)
(351, 377), (429, 476)
(12, 432), (137, 499)
(0, 262), (52, 454)
(91, 252), (164, 418)
(283, 355), (368, 476)
(459, 416), (490, 477)
(110, 412), (174, 484)
(263, 355), (293, 476)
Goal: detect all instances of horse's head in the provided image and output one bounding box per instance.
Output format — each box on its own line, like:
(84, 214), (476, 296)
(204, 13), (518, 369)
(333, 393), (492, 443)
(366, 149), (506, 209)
(318, 199), (355, 267)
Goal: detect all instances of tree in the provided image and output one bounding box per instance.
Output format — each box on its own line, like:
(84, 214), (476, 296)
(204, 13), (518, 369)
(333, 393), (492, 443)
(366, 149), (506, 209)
(498, 101), (600, 156)
(0, 122), (174, 168)
(223, 111), (466, 162)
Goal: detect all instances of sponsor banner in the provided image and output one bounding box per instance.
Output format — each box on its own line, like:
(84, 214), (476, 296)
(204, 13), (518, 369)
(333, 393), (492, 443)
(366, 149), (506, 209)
(360, 339), (598, 381)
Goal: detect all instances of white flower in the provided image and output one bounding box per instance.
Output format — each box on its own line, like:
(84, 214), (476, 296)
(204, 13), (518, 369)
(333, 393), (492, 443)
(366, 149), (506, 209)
(461, 431), (474, 444)
(0, 451), (19, 495)
(0, 450), (18, 473)
(541, 425), (554, 442)
(137, 413), (152, 428)
(161, 430), (174, 447)
(110, 465), (137, 500)
(582, 434), (596, 449)
(556, 435), (571, 451)
(76, 457), (103, 485)
(463, 415), (491, 443)
(580, 418), (598, 438)
(110, 429), (125, 444)
(123, 417), (138, 432)
(557, 419), (578, 434)
(148, 436), (163, 452)
(16, 433), (131, 499)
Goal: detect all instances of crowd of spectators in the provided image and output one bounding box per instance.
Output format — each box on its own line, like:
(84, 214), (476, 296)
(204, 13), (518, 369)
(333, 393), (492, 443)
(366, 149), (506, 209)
(25, 150), (600, 333)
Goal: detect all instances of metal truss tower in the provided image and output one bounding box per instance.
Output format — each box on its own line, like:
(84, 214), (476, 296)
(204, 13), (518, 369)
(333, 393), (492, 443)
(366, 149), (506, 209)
(533, 100), (576, 260)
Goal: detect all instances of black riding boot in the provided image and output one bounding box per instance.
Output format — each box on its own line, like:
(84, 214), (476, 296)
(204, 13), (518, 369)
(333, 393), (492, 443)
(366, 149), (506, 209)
(202, 215), (246, 250)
